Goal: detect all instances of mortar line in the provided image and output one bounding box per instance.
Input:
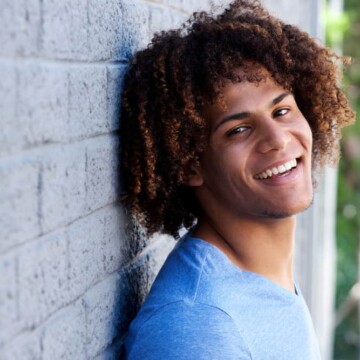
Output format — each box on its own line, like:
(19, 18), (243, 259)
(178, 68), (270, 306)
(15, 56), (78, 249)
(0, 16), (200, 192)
(1, 200), (122, 257)
(0, 130), (120, 163)
(0, 56), (129, 66)
(135, 0), (193, 15)
(1, 234), (172, 348)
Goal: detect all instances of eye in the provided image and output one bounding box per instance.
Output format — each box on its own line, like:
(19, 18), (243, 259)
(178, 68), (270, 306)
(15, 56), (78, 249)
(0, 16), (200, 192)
(273, 108), (289, 117)
(226, 125), (250, 137)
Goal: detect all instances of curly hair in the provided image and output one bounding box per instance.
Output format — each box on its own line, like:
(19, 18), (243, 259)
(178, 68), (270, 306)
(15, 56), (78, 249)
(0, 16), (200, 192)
(120, 0), (355, 238)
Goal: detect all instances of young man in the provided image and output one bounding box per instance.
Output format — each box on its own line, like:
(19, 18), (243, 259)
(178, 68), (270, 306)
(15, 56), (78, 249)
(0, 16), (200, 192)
(121, 1), (355, 358)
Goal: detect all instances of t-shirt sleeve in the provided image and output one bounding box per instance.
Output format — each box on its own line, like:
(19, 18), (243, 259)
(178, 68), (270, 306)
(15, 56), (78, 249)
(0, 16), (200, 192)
(125, 301), (252, 360)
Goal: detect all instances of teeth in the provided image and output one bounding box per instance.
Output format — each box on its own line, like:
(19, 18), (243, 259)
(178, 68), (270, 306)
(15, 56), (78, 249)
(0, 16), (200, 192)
(255, 159), (298, 180)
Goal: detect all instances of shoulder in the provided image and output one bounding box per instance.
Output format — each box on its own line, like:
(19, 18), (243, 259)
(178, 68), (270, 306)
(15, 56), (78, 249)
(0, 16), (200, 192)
(125, 300), (252, 360)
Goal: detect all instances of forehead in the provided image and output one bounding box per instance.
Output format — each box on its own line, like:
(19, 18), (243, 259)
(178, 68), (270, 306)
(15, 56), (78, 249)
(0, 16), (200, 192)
(202, 72), (287, 125)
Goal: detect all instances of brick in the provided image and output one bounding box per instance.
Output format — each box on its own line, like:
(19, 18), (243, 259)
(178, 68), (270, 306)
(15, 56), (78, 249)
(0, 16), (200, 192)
(18, 230), (68, 328)
(68, 65), (108, 140)
(88, 0), (150, 62)
(174, 0), (210, 14)
(82, 273), (122, 356)
(82, 242), (175, 355)
(94, 337), (123, 360)
(41, 144), (86, 232)
(262, 0), (312, 31)
(147, 2), (228, 41)
(17, 62), (68, 148)
(120, 1), (150, 60)
(88, 0), (123, 61)
(67, 215), (106, 299)
(1, 331), (42, 360)
(67, 63), (127, 140)
(0, 157), (40, 253)
(41, 302), (87, 360)
(42, 0), (88, 60)
(149, 6), (175, 36)
(85, 135), (120, 212)
(170, 13), (190, 29)
(101, 205), (128, 273)
(178, 0), (233, 17)
(0, 0), (41, 57)
(67, 205), (126, 299)
(89, 0), (150, 61)
(106, 64), (127, 133)
(0, 252), (21, 347)
(0, 61), (18, 156)
(115, 236), (175, 338)
(148, 0), (183, 7)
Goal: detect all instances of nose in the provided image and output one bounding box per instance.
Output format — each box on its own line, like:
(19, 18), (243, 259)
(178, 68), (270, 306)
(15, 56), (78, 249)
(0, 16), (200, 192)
(255, 118), (291, 153)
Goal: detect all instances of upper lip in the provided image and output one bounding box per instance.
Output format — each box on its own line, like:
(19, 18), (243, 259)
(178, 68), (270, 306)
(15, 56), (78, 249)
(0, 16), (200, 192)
(254, 157), (300, 178)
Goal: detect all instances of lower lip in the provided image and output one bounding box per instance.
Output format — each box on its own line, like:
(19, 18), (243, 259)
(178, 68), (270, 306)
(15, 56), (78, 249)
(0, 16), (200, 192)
(255, 162), (302, 186)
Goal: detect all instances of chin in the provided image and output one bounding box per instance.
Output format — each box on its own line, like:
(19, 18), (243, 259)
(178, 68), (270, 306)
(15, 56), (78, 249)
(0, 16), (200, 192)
(259, 194), (314, 219)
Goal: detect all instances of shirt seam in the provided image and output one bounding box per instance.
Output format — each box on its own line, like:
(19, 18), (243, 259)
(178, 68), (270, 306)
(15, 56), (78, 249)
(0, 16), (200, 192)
(188, 245), (211, 304)
(128, 242), (211, 355)
(195, 301), (254, 360)
(127, 300), (185, 358)
(129, 300), (253, 360)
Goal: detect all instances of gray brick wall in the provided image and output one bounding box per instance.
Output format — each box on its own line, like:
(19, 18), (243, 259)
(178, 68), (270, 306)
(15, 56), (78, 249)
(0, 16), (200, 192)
(1, 0), (329, 359)
(0, 1), (229, 358)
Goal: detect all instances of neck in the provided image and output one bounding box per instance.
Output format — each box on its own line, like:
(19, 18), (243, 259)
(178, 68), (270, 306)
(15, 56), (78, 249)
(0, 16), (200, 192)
(192, 213), (296, 293)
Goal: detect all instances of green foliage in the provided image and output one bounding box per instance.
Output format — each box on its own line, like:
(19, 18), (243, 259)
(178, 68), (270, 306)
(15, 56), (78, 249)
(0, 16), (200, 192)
(334, 309), (359, 360)
(331, 0), (360, 358)
(325, 4), (350, 48)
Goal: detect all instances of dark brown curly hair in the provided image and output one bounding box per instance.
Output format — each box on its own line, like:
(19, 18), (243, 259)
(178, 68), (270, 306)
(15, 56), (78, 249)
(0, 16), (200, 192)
(121, 0), (355, 238)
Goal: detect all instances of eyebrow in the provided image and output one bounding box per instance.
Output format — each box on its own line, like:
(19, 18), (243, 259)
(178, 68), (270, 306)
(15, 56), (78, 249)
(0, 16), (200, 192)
(213, 92), (292, 132)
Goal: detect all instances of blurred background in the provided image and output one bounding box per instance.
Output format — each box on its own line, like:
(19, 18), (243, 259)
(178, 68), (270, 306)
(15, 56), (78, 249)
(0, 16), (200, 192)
(327, 0), (360, 358)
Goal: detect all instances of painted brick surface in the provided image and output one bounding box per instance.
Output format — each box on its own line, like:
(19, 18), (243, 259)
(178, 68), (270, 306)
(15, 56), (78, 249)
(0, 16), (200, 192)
(17, 62), (68, 147)
(0, 157), (40, 253)
(0, 0), (41, 57)
(0, 0), (214, 358)
(0, 61), (18, 156)
(40, 144), (87, 232)
(106, 64), (127, 134)
(42, 0), (89, 60)
(68, 65), (108, 139)
(0, 251), (19, 347)
(41, 303), (87, 360)
(85, 135), (120, 212)
(67, 205), (127, 299)
(18, 229), (69, 330)
(0, 0), (320, 359)
(2, 331), (42, 360)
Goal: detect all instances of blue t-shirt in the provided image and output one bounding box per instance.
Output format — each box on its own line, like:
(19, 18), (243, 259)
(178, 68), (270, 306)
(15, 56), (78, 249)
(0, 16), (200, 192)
(125, 235), (321, 359)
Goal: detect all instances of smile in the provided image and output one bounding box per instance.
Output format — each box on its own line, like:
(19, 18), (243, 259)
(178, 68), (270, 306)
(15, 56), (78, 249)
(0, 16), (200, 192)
(254, 159), (298, 180)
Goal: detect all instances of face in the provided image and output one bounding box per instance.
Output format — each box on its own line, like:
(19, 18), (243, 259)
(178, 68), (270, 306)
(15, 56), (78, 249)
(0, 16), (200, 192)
(190, 72), (313, 221)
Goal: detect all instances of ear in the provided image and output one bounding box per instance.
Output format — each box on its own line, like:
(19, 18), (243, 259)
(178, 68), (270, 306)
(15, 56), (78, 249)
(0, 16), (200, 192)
(185, 165), (204, 187)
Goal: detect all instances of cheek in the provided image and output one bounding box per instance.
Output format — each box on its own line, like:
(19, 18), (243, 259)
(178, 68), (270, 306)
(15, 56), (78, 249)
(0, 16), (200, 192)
(297, 118), (313, 148)
(201, 149), (238, 186)
(305, 125), (313, 149)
